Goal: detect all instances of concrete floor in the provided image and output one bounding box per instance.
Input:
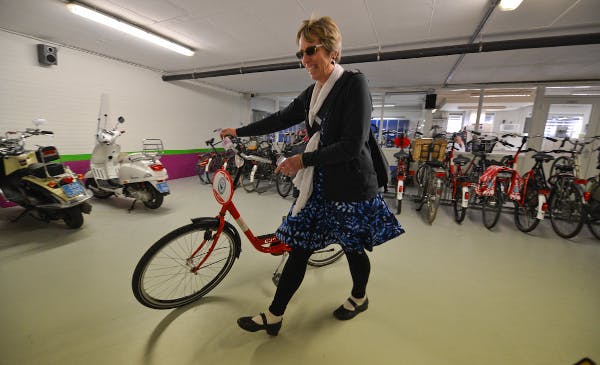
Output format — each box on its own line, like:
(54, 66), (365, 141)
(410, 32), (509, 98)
(1, 176), (599, 365)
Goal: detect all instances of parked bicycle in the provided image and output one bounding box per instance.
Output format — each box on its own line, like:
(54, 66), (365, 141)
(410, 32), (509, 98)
(131, 138), (344, 309)
(197, 137), (237, 184)
(414, 135), (447, 223)
(477, 135), (557, 231)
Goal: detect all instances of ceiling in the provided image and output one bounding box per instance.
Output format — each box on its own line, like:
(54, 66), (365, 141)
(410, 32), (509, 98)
(1, 0), (600, 111)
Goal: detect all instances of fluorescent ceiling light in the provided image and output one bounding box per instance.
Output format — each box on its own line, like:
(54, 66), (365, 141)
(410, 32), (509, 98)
(571, 93), (600, 96)
(499, 0), (523, 11)
(373, 104), (395, 107)
(547, 86), (591, 89)
(470, 94), (531, 98)
(66, 2), (194, 56)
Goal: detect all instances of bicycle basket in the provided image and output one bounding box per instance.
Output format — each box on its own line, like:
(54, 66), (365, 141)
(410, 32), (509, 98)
(411, 138), (447, 163)
(472, 139), (496, 153)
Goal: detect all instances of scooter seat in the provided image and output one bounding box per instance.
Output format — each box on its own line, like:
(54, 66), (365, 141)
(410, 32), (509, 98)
(29, 162), (65, 178)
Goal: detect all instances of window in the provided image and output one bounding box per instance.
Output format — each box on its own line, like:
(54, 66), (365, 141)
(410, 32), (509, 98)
(544, 114), (584, 138)
(446, 113), (463, 133)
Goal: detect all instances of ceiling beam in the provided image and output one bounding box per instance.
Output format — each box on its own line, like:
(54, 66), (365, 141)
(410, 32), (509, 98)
(163, 32), (600, 82)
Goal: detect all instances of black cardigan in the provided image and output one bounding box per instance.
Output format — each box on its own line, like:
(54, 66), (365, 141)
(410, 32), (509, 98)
(236, 70), (379, 202)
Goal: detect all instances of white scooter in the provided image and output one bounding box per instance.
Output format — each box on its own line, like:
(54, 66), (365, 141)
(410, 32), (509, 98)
(84, 115), (169, 210)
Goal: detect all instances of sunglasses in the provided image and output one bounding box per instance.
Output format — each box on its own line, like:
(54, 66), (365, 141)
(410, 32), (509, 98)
(296, 44), (324, 59)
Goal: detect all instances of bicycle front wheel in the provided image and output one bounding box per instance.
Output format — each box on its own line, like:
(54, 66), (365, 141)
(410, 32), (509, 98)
(197, 165), (210, 184)
(549, 182), (585, 238)
(453, 186), (467, 223)
(308, 244), (344, 267)
(276, 173), (293, 197)
(132, 222), (238, 309)
(482, 186), (503, 229)
(514, 183), (540, 233)
(242, 171), (258, 192)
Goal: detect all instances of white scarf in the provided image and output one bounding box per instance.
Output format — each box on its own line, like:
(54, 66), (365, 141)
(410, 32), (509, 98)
(291, 63), (344, 216)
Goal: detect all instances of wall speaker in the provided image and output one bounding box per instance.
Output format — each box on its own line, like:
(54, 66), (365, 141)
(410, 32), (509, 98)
(425, 94), (437, 109)
(37, 44), (57, 65)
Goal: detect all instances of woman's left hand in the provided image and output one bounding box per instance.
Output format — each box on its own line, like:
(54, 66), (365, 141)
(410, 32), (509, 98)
(275, 154), (303, 177)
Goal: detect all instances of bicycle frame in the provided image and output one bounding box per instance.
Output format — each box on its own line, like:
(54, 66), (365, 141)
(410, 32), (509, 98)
(188, 168), (290, 274)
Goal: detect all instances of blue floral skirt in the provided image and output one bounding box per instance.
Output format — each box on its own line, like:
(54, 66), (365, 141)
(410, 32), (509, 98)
(275, 170), (405, 252)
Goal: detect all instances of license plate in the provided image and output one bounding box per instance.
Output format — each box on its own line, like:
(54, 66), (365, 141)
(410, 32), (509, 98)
(62, 181), (85, 198)
(156, 182), (170, 193)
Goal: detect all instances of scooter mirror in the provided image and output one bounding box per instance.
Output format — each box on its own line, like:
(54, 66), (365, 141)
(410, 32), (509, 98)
(118, 116), (125, 123)
(32, 118), (47, 127)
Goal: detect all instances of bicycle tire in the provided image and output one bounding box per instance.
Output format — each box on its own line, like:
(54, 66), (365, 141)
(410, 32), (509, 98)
(482, 185), (503, 229)
(197, 165), (210, 184)
(276, 173), (293, 197)
(308, 244), (344, 267)
(453, 187), (467, 223)
(587, 217), (600, 240)
(549, 181), (585, 238)
(242, 171), (258, 192)
(206, 156), (224, 184)
(549, 156), (572, 179)
(224, 156), (239, 180)
(132, 222), (237, 309)
(425, 176), (441, 224)
(415, 164), (427, 187)
(514, 182), (541, 233)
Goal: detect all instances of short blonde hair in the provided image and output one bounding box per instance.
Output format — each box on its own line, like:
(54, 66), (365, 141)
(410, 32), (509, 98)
(296, 16), (342, 62)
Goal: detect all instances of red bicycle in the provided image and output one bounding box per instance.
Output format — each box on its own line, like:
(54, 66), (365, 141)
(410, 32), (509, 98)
(132, 138), (344, 309)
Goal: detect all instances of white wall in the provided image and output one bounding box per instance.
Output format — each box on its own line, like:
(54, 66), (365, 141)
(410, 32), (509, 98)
(0, 31), (248, 154)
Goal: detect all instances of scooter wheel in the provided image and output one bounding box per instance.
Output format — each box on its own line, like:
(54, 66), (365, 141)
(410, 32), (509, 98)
(63, 207), (84, 229)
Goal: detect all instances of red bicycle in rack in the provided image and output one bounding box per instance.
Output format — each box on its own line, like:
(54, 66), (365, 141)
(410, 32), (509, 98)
(132, 138), (344, 309)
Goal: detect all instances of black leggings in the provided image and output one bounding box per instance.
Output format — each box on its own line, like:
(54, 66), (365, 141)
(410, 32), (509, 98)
(268, 246), (371, 316)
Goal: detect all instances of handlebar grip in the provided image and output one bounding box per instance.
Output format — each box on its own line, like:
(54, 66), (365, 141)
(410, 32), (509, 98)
(471, 131), (481, 136)
(545, 137), (558, 142)
(41, 130), (54, 135)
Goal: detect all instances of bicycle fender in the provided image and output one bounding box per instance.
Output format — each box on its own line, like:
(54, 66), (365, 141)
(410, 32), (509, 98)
(190, 217), (242, 258)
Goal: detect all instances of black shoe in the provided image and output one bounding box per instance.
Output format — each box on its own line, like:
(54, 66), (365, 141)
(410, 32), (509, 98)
(333, 297), (369, 320)
(237, 312), (282, 336)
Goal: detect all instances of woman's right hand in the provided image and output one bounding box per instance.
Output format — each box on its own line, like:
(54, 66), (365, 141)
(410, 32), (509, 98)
(220, 128), (237, 139)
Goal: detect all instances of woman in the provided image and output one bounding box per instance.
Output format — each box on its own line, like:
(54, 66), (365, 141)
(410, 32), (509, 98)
(220, 16), (404, 336)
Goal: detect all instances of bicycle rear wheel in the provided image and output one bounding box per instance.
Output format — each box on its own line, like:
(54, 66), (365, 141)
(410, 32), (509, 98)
(514, 183), (540, 233)
(453, 186), (467, 223)
(549, 182), (585, 238)
(587, 217), (600, 239)
(197, 165), (210, 184)
(308, 244), (344, 267)
(132, 222), (238, 309)
(481, 186), (503, 229)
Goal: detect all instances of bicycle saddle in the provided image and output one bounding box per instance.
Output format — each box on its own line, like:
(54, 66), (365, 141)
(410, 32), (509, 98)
(453, 155), (471, 166)
(205, 138), (215, 145)
(532, 152), (554, 162)
(427, 160), (445, 168)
